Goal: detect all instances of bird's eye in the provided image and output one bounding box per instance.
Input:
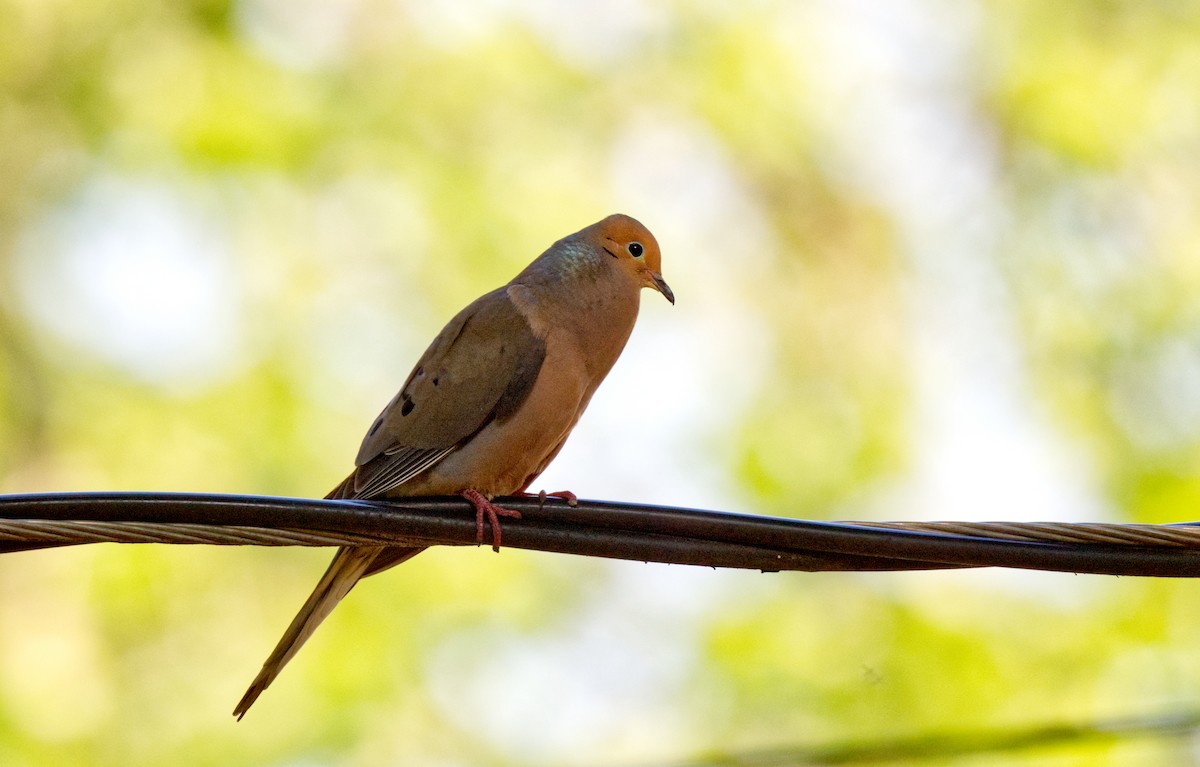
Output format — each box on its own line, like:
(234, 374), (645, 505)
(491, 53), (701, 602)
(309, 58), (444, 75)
(627, 242), (644, 258)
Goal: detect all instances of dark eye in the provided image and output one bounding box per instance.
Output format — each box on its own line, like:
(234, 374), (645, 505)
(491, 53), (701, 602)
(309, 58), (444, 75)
(627, 242), (644, 258)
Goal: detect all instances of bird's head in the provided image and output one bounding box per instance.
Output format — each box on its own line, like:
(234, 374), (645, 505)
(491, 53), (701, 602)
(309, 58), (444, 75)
(592, 214), (674, 304)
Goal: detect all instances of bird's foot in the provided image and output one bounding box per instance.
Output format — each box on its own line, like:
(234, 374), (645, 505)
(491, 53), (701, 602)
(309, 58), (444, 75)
(460, 489), (522, 552)
(519, 489), (579, 508)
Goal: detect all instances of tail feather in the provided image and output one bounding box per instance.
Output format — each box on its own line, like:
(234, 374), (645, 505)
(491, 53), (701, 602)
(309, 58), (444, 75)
(233, 545), (384, 719)
(234, 471), (430, 719)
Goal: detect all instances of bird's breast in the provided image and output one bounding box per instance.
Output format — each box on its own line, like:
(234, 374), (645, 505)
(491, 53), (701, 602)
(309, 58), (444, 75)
(404, 279), (640, 497)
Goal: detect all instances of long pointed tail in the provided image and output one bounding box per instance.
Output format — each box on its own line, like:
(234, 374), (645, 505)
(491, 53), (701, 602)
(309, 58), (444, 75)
(233, 545), (384, 719)
(235, 471), (429, 718)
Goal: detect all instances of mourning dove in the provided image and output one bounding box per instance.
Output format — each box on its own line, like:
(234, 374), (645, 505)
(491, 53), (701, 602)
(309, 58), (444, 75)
(234, 213), (672, 718)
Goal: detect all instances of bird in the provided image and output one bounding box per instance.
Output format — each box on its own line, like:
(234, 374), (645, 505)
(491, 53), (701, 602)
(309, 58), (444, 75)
(233, 213), (673, 718)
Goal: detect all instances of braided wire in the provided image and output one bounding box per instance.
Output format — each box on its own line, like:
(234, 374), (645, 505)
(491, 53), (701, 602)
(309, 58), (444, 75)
(3, 517), (1200, 549)
(0, 520), (411, 547)
(2, 492), (1200, 577)
(856, 521), (1200, 546)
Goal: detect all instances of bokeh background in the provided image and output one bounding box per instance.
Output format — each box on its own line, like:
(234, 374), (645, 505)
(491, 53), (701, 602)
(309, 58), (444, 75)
(2, 0), (1200, 764)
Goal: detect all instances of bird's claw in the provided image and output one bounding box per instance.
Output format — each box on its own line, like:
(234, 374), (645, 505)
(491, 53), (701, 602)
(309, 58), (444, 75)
(521, 489), (579, 509)
(460, 489), (521, 552)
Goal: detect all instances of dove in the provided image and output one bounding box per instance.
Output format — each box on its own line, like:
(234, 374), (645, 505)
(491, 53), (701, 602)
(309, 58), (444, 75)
(234, 213), (672, 717)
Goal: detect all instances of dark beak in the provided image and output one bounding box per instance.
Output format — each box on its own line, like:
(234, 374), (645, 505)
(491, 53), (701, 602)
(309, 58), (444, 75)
(650, 271), (675, 305)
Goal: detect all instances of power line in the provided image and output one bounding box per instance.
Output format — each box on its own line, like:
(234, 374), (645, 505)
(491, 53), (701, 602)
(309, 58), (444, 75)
(2, 492), (1200, 576)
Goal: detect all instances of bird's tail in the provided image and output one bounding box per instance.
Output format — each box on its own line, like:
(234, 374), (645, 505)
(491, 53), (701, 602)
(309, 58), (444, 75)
(233, 545), (383, 719)
(234, 473), (428, 718)
(234, 543), (427, 719)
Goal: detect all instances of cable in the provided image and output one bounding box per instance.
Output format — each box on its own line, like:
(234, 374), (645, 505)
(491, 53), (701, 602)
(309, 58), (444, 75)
(1, 492), (1199, 576)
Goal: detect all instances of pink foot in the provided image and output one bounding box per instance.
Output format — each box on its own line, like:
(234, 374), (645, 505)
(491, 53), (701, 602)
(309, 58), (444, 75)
(460, 489), (522, 552)
(518, 489), (579, 507)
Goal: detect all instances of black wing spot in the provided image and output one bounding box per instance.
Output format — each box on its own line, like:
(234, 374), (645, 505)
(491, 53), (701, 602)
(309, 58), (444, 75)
(493, 336), (547, 422)
(368, 418), (383, 437)
(401, 399), (415, 417)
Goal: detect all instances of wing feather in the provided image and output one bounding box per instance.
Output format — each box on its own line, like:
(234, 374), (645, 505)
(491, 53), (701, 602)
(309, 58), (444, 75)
(333, 286), (546, 499)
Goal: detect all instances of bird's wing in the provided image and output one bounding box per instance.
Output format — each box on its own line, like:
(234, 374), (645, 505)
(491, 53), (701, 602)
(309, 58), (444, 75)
(345, 286), (546, 499)
(236, 289), (548, 718)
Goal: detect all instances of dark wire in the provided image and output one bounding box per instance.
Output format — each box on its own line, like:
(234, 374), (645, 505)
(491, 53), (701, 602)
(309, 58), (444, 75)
(2, 492), (1200, 577)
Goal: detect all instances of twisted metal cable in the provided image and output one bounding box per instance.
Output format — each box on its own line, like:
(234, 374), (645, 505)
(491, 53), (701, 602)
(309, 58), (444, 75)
(857, 520), (1200, 546)
(0, 520), (406, 547)
(1, 492), (1199, 577)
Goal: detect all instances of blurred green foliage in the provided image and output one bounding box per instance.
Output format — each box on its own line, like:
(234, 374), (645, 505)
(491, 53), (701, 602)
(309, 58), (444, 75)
(2, 1), (1200, 765)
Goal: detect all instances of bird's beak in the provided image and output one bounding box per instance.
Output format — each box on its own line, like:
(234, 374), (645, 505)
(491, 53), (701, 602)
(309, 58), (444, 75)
(649, 271), (675, 304)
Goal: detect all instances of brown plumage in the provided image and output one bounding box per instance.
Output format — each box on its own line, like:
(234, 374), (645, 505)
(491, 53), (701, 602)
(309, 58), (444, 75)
(234, 214), (672, 718)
